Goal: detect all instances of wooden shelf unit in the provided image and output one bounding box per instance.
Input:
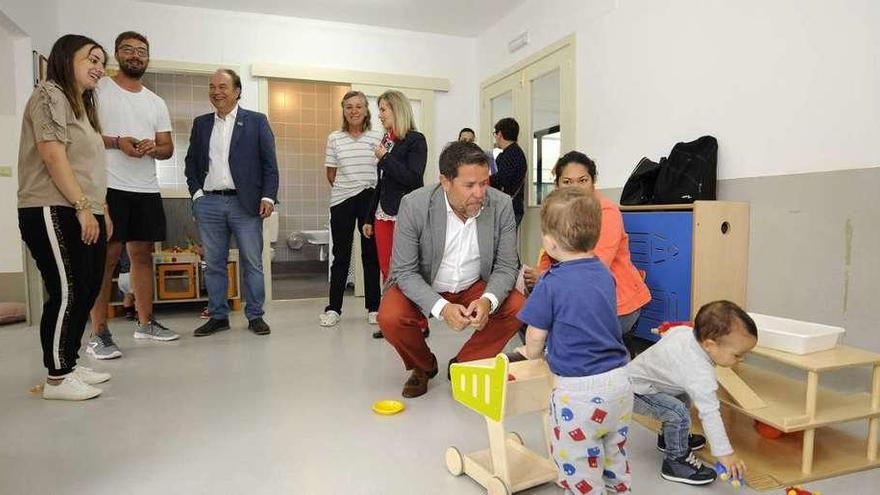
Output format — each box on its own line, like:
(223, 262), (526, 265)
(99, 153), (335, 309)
(650, 344), (880, 490)
(620, 201), (750, 341)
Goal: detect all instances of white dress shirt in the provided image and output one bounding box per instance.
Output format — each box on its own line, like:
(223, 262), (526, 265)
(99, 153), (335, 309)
(204, 105), (238, 192)
(193, 105), (273, 204)
(430, 193), (499, 319)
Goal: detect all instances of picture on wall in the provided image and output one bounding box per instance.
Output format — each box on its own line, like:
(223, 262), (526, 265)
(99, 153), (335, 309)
(32, 51), (48, 87)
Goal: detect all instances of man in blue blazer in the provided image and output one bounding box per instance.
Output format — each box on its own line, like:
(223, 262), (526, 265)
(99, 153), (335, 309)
(185, 69), (278, 336)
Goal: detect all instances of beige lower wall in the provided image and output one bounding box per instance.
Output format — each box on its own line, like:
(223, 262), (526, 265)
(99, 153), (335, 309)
(0, 271), (25, 303)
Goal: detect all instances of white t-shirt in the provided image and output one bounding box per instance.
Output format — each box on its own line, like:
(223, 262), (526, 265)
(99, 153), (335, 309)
(324, 129), (381, 207)
(96, 77), (172, 193)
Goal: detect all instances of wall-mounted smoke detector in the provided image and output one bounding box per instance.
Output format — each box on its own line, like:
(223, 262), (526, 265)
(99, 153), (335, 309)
(508, 31), (529, 53)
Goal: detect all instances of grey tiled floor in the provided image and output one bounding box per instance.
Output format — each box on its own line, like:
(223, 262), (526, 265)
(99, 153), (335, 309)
(0, 298), (876, 494)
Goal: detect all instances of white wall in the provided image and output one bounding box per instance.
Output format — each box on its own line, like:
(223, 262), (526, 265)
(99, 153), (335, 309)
(0, 0), (58, 55)
(0, 9), (35, 273)
(56, 0), (480, 170)
(478, 0), (880, 187)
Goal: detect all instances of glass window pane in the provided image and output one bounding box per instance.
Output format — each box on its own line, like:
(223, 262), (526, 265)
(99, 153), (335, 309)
(530, 69), (560, 205)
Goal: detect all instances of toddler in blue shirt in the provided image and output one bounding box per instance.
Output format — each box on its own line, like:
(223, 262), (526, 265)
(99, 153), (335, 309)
(518, 187), (632, 494)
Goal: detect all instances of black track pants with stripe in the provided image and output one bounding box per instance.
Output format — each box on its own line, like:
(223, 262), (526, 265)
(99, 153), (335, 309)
(19, 207), (106, 376)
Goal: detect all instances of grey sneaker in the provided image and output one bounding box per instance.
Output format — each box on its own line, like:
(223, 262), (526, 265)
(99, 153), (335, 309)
(134, 319), (180, 341)
(86, 330), (122, 359)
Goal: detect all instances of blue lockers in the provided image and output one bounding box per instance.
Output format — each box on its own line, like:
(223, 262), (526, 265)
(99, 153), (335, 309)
(622, 211), (693, 341)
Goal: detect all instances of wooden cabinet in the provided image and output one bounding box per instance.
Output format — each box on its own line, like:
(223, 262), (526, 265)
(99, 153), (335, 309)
(621, 201), (750, 341)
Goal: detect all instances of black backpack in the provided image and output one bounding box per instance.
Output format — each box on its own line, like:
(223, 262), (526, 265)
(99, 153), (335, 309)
(653, 135), (718, 204)
(620, 157), (663, 205)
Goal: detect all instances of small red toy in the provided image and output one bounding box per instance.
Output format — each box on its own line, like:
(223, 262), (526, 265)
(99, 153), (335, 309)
(754, 419), (785, 439)
(654, 321), (693, 336)
(785, 486), (820, 495)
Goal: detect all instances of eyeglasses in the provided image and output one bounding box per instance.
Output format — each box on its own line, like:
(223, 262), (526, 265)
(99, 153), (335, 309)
(118, 45), (149, 57)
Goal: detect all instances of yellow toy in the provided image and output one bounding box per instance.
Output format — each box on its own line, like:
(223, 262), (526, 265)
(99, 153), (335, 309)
(371, 400), (405, 415)
(445, 354), (558, 495)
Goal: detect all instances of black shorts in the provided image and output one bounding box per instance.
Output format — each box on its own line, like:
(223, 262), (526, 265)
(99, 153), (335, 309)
(106, 188), (166, 242)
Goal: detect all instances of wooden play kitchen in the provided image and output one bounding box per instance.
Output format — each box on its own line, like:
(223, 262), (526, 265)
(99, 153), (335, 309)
(108, 245), (241, 316)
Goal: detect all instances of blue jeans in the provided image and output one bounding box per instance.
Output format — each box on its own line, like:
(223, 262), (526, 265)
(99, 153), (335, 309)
(633, 392), (691, 459)
(194, 194), (265, 321)
(618, 308), (641, 336)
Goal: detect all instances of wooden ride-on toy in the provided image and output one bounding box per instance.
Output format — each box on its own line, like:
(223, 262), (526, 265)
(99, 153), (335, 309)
(445, 354), (557, 495)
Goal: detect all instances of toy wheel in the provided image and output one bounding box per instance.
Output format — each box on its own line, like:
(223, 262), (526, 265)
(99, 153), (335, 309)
(507, 431), (524, 445)
(487, 476), (511, 495)
(445, 446), (464, 476)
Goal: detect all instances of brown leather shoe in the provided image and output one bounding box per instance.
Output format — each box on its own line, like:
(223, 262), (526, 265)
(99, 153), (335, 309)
(401, 355), (438, 398)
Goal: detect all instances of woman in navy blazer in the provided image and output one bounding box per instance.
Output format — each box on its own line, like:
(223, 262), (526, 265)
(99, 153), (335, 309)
(363, 90), (427, 339)
(363, 90), (427, 281)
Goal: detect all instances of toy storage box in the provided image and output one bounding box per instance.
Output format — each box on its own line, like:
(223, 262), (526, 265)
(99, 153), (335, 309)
(750, 313), (845, 355)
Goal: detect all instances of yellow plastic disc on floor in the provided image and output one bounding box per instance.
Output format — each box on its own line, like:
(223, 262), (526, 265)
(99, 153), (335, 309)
(372, 400), (405, 415)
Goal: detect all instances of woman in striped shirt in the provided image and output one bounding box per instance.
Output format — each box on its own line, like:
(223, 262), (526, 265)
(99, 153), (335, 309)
(320, 91), (383, 328)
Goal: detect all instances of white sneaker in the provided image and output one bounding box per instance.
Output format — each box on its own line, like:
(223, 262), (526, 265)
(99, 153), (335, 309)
(320, 310), (341, 327)
(73, 366), (111, 385)
(42, 375), (102, 401)
(367, 312), (379, 325)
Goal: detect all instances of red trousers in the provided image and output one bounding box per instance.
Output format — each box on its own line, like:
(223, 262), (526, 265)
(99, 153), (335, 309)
(378, 280), (525, 372)
(374, 218), (395, 282)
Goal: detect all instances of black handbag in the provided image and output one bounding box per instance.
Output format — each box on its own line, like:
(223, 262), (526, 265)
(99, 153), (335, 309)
(652, 135), (718, 204)
(620, 157), (663, 205)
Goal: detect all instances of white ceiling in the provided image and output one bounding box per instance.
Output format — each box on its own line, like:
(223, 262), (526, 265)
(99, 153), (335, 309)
(140, 0), (524, 37)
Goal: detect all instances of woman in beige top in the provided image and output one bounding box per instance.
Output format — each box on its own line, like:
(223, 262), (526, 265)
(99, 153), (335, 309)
(17, 34), (112, 401)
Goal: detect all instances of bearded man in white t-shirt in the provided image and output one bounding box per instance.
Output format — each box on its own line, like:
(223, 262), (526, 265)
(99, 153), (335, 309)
(87, 31), (179, 360)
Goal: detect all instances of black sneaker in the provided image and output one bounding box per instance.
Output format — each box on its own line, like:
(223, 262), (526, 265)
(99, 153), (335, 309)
(248, 317), (271, 335)
(123, 306), (137, 320)
(193, 318), (230, 337)
(661, 452), (717, 485)
(657, 433), (706, 453)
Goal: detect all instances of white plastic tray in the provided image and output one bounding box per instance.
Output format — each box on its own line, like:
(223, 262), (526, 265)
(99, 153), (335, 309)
(749, 313), (844, 355)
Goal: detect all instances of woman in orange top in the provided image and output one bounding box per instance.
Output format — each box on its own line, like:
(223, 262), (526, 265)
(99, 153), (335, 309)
(523, 151), (651, 344)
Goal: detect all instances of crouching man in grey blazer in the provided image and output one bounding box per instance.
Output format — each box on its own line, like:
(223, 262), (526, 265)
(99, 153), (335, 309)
(377, 141), (525, 398)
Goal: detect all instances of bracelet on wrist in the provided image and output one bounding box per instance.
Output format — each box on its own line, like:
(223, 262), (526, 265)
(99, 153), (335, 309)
(73, 197), (90, 211)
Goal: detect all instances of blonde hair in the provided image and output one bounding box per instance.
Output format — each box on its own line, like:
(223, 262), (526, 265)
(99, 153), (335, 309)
(340, 90), (371, 133)
(377, 89), (416, 138)
(541, 187), (602, 253)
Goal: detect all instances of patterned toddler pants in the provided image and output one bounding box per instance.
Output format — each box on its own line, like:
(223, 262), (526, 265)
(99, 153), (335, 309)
(549, 367), (633, 494)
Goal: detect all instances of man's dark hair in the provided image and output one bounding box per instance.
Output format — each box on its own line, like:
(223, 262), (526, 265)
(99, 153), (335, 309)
(115, 31), (149, 52)
(217, 68), (242, 101)
(439, 141), (489, 180)
(694, 300), (758, 342)
(458, 127), (475, 138)
(494, 117), (519, 142)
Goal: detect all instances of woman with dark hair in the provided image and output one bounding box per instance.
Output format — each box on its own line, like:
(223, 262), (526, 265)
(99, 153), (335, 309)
(17, 34), (112, 400)
(363, 90), (427, 339)
(523, 151), (651, 353)
(319, 90), (382, 328)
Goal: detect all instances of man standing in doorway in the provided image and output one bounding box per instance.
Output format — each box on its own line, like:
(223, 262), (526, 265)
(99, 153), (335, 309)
(185, 69), (278, 337)
(490, 118), (527, 228)
(458, 127), (496, 175)
(88, 31), (178, 360)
